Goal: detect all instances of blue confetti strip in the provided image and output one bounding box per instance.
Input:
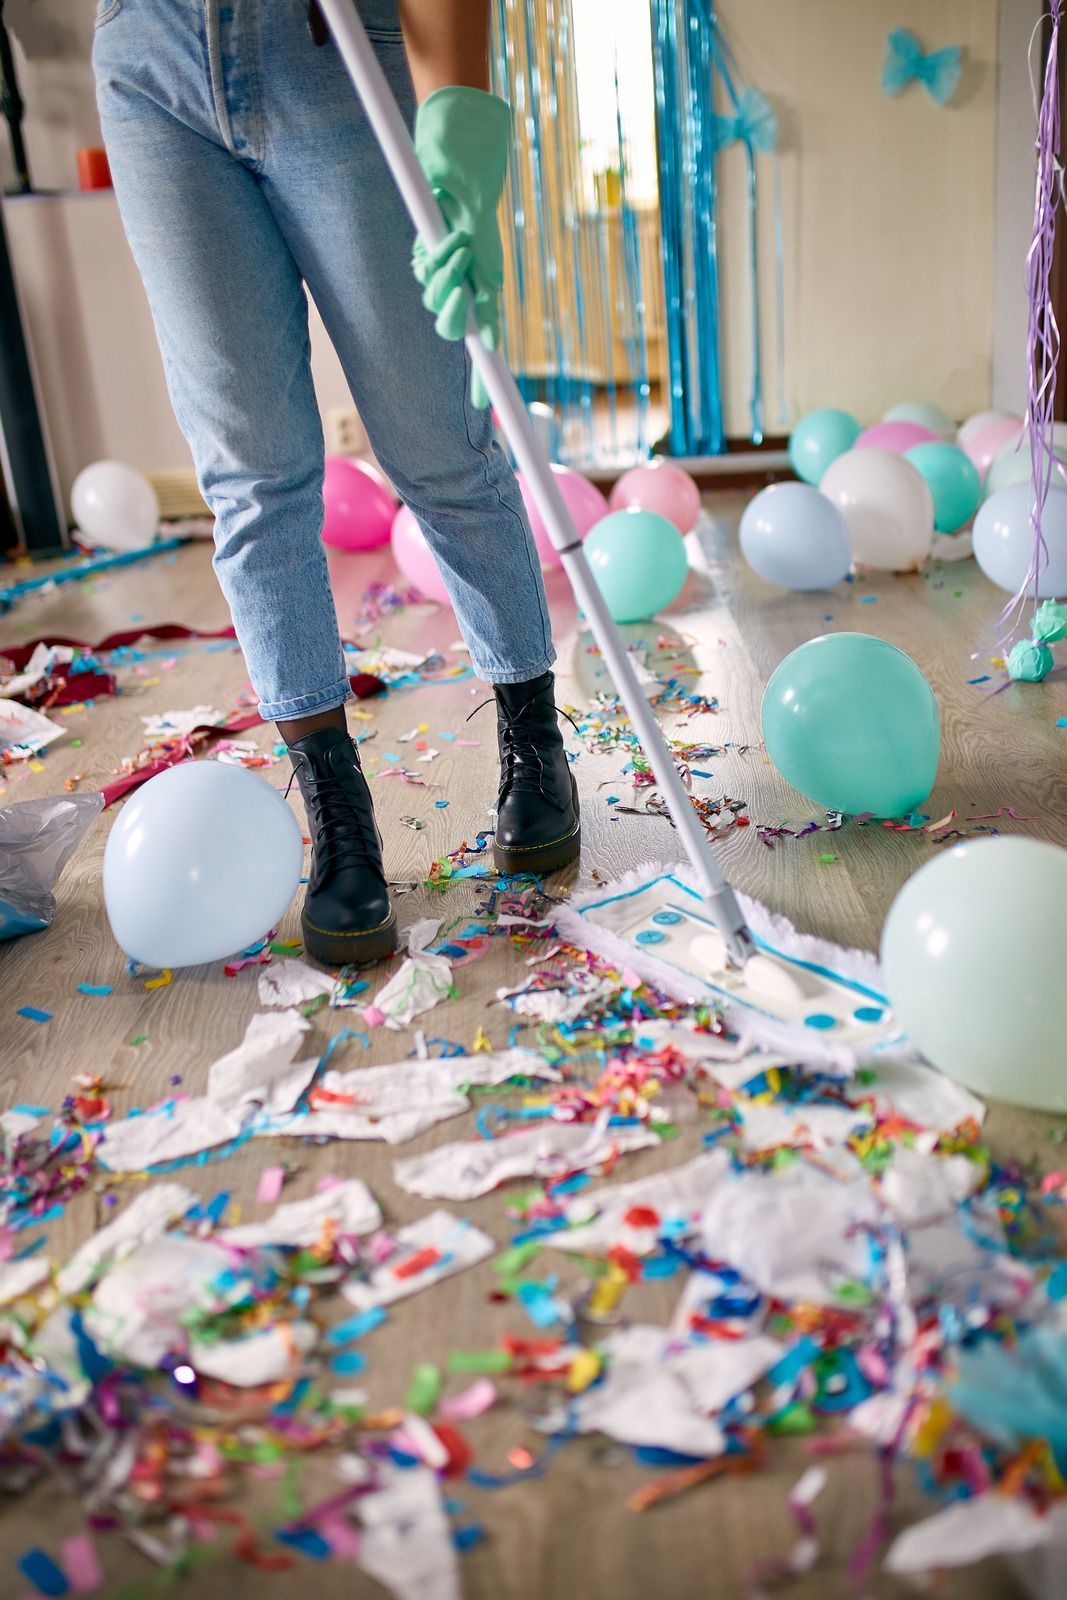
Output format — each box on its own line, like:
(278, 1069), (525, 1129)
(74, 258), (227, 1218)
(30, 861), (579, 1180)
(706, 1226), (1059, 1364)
(326, 1306), (388, 1347)
(331, 1349), (368, 1377)
(17, 1547), (69, 1596)
(273, 1527), (331, 1560)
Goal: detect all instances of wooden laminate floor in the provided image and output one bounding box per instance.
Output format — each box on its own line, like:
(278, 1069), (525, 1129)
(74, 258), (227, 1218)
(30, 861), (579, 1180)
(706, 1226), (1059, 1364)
(1, 499), (1064, 1599)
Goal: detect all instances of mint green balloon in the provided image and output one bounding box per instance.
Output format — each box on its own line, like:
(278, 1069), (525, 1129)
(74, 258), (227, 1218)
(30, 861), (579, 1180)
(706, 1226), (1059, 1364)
(983, 435), (1067, 499)
(883, 401), (954, 439)
(761, 633), (939, 817)
(904, 442), (981, 533)
(585, 508), (688, 622)
(788, 409), (861, 485)
(881, 838), (1067, 1111)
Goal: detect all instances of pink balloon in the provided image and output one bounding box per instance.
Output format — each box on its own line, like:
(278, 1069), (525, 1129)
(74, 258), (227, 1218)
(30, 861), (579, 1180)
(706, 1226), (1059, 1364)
(322, 457), (396, 551)
(517, 465), (608, 567)
(609, 460), (702, 533)
(390, 505), (453, 608)
(854, 421), (939, 455)
(959, 415), (1024, 481)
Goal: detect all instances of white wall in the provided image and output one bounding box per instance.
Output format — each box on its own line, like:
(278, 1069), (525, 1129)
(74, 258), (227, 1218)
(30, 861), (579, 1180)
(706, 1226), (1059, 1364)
(2, 2), (101, 193)
(991, 0), (1043, 415)
(716, 0), (999, 434)
(5, 1), (360, 510)
(9, 191), (363, 504)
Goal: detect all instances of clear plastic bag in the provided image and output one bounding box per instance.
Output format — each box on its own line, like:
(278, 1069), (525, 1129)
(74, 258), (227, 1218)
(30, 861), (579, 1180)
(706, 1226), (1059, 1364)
(0, 791), (103, 941)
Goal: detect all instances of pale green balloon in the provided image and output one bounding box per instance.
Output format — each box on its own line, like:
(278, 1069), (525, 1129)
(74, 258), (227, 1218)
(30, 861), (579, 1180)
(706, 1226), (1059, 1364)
(881, 837), (1067, 1112)
(761, 633), (939, 818)
(584, 508), (689, 622)
(788, 408), (861, 485)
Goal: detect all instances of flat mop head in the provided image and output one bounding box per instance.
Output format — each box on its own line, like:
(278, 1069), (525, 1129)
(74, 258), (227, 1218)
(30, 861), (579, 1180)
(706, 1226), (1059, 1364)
(554, 862), (908, 1070)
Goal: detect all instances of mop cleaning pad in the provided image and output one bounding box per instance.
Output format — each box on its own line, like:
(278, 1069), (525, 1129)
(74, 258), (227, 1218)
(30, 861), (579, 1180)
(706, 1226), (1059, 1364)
(553, 861), (910, 1071)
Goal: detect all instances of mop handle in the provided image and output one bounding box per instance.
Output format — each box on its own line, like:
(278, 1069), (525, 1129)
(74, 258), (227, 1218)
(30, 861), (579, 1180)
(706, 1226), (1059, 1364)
(317, 0), (756, 966)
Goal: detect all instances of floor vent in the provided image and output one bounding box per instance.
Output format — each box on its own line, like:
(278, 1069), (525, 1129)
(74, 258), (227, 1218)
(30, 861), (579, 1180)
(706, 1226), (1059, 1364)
(147, 469), (210, 519)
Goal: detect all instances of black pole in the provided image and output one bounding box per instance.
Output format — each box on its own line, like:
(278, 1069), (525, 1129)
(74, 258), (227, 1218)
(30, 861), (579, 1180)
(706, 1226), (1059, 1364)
(0, 201), (65, 554)
(0, 4), (64, 555)
(0, 2), (30, 195)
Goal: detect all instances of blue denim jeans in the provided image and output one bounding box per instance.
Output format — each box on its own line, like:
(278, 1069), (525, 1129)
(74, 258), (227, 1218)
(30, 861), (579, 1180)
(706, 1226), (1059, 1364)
(92, 0), (554, 720)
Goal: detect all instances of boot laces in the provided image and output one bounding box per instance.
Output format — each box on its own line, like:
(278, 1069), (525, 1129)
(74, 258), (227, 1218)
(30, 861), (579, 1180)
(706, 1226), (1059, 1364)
(286, 767), (378, 880)
(468, 696), (579, 801)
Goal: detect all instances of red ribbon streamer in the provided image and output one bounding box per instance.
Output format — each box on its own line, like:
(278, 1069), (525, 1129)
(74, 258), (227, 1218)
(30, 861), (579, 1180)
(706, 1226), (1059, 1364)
(167, 1503), (293, 1572)
(2, 621), (386, 805)
(97, 674), (384, 808)
(44, 669), (118, 706)
(0, 622), (238, 671)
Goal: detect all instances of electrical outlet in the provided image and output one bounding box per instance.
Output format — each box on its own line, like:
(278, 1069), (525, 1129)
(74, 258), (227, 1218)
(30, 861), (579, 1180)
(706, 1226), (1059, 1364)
(325, 406), (368, 457)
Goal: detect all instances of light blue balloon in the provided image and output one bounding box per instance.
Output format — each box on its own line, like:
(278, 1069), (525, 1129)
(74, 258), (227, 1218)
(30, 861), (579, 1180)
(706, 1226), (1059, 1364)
(788, 409), (861, 486)
(103, 761), (304, 967)
(973, 482), (1067, 597)
(739, 483), (852, 589)
(903, 442), (981, 533)
(881, 837), (1067, 1110)
(585, 508), (689, 622)
(761, 632), (939, 817)
(883, 401), (954, 440)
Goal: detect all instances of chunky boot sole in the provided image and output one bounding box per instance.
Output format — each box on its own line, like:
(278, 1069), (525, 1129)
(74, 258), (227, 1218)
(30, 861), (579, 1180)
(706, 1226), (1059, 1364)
(301, 904), (399, 967)
(493, 779), (581, 876)
(493, 819), (581, 877)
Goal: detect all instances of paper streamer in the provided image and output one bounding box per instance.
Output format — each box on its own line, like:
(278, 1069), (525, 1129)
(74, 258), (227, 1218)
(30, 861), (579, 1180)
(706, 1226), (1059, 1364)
(650, 0), (724, 456)
(491, 0), (653, 465)
(708, 26), (779, 445)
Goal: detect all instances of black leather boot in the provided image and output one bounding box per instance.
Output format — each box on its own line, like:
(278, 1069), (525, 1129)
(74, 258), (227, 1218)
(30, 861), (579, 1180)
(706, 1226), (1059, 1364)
(287, 727), (398, 966)
(492, 671), (580, 875)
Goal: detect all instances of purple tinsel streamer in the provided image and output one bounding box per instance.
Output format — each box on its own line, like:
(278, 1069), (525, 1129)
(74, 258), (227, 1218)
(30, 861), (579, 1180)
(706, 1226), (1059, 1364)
(1005, 1), (1062, 643)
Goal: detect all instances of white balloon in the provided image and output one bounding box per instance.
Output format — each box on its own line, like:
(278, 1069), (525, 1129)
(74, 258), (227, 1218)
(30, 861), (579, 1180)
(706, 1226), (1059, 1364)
(820, 448), (934, 570)
(972, 482), (1067, 596)
(882, 401), (954, 441)
(739, 483), (852, 589)
(956, 412), (1025, 480)
(104, 762), (304, 968)
(71, 460), (159, 552)
(881, 837), (1067, 1111)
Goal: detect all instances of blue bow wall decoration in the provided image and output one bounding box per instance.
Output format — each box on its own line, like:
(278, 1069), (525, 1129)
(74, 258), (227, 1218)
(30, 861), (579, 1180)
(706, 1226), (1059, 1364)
(711, 86), (778, 154)
(882, 28), (962, 105)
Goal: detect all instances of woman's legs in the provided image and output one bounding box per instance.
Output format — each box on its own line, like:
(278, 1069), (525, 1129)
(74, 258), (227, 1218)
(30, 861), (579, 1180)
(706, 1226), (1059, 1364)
(252, 4), (578, 872)
(251, 5), (556, 686)
(93, 0), (397, 961)
(93, 0), (577, 947)
(93, 0), (351, 726)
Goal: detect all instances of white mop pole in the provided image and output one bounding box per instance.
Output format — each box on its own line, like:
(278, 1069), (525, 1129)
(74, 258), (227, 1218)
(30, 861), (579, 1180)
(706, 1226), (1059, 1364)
(318, 0), (756, 966)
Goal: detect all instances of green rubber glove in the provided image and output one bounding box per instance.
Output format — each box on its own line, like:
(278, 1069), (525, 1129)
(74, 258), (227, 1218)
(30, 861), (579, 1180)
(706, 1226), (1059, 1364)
(412, 86), (512, 409)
